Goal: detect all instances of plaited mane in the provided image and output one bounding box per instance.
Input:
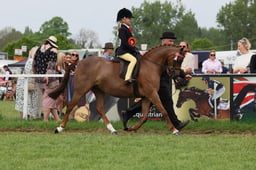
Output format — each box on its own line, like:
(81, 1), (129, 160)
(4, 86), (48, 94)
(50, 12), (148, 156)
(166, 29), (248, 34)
(143, 44), (179, 56)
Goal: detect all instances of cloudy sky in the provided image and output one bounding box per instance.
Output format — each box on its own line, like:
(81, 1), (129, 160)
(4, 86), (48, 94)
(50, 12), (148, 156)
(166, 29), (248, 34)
(0, 0), (234, 46)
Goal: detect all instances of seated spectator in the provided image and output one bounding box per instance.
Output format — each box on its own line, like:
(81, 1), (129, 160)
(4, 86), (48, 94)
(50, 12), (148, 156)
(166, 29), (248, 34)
(221, 60), (230, 74)
(202, 50), (222, 74)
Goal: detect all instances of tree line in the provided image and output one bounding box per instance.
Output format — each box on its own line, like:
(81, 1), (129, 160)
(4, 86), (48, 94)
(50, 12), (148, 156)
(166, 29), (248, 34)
(1, 0), (256, 59)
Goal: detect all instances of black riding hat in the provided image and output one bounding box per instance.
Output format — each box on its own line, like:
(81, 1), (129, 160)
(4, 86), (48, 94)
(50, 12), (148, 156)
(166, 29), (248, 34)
(116, 8), (134, 22)
(160, 32), (177, 40)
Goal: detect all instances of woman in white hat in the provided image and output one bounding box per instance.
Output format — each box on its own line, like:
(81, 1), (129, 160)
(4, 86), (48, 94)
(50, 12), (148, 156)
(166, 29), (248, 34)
(33, 35), (58, 77)
(33, 35), (59, 121)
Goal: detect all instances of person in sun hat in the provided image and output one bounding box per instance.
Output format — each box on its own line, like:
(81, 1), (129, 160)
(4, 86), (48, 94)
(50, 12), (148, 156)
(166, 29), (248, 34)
(33, 35), (58, 76)
(47, 35), (58, 48)
(116, 8), (140, 85)
(33, 35), (59, 118)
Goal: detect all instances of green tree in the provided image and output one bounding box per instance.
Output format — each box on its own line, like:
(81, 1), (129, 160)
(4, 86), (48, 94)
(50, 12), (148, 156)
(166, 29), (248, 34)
(217, 0), (256, 48)
(2, 36), (38, 59)
(55, 34), (78, 50)
(23, 26), (34, 36)
(174, 11), (200, 43)
(39, 16), (71, 37)
(191, 38), (215, 50)
(199, 27), (228, 50)
(0, 27), (22, 51)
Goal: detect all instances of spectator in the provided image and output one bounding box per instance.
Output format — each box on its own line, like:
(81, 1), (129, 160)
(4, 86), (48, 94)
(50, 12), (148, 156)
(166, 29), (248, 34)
(66, 51), (88, 120)
(42, 61), (61, 122)
(33, 35), (58, 119)
(233, 37), (252, 73)
(0, 69), (5, 85)
(102, 42), (114, 60)
(220, 60), (230, 74)
(56, 52), (66, 116)
(3, 65), (12, 81)
(202, 50), (222, 74)
(180, 41), (195, 74)
(122, 31), (191, 134)
(33, 35), (58, 93)
(15, 47), (41, 119)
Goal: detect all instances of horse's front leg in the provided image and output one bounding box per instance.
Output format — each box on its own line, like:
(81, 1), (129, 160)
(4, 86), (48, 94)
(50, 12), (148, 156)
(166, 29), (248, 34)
(94, 90), (117, 134)
(128, 99), (150, 131)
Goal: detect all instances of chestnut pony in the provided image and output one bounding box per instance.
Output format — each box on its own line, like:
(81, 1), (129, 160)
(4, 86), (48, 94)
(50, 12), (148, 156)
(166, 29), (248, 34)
(52, 45), (184, 134)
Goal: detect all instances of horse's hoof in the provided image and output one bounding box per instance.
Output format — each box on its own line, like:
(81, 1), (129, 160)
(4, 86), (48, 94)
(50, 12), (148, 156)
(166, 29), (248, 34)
(172, 130), (181, 136)
(55, 126), (64, 134)
(111, 131), (118, 135)
(54, 129), (59, 134)
(123, 127), (128, 131)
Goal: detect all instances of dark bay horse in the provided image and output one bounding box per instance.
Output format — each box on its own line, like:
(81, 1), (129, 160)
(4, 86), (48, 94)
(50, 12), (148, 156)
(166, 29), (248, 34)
(176, 87), (230, 121)
(52, 45), (184, 134)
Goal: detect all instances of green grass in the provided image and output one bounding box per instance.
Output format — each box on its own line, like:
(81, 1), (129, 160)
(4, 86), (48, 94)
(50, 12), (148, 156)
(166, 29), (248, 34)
(1, 100), (256, 170)
(1, 100), (256, 132)
(0, 132), (255, 170)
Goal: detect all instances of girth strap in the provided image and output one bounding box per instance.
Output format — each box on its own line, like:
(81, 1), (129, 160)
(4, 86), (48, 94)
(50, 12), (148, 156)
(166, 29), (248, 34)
(133, 82), (140, 98)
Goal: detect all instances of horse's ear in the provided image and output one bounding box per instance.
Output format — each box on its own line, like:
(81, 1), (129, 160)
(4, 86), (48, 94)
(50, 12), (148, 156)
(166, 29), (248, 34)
(179, 46), (185, 56)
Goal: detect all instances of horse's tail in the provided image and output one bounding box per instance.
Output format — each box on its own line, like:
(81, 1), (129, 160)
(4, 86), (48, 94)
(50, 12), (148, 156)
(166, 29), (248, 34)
(48, 63), (72, 100)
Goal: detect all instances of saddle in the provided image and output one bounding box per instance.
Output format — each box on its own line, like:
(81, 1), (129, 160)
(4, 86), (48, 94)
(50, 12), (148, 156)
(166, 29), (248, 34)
(113, 54), (141, 80)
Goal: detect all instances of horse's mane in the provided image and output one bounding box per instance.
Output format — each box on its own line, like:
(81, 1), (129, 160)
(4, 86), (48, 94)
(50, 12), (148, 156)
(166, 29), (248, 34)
(142, 44), (180, 57)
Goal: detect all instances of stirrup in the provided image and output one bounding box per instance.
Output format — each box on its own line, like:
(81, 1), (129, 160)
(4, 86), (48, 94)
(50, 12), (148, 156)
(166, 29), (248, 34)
(125, 79), (136, 85)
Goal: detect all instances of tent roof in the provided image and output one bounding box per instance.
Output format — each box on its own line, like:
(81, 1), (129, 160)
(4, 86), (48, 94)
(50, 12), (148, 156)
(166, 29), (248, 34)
(8, 59), (28, 67)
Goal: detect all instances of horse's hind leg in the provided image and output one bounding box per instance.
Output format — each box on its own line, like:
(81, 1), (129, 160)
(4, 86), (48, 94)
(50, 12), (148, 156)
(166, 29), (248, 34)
(94, 89), (117, 134)
(55, 84), (88, 133)
(128, 99), (150, 131)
